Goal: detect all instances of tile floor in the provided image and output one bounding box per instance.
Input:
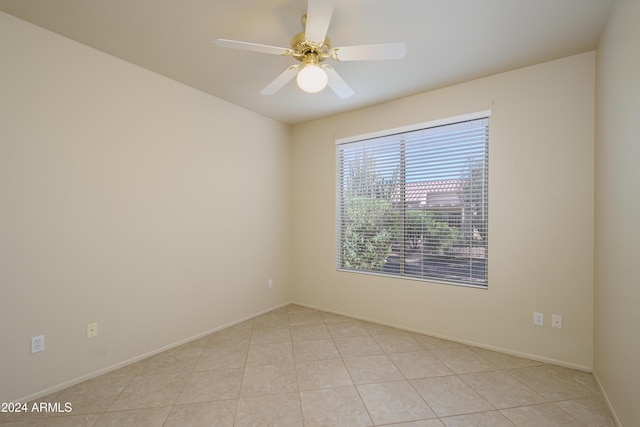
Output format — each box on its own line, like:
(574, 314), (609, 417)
(1, 304), (615, 426)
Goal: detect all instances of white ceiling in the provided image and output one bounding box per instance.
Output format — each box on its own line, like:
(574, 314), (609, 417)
(0, 0), (614, 125)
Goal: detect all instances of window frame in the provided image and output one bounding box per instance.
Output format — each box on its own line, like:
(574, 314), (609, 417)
(335, 111), (491, 289)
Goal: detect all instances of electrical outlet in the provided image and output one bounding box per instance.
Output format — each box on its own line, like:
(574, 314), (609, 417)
(268, 279), (273, 288)
(87, 322), (98, 338)
(31, 335), (45, 353)
(533, 312), (544, 326)
(552, 315), (563, 328)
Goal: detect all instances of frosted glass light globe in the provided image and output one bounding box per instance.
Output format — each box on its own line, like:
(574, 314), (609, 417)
(296, 64), (328, 93)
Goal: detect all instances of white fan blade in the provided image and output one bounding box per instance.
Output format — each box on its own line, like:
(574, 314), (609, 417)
(215, 39), (292, 56)
(260, 66), (300, 95)
(305, 0), (336, 43)
(323, 65), (354, 99)
(330, 43), (407, 61)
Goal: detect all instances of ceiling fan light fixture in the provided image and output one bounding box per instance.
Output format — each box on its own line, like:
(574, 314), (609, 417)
(215, 0), (407, 98)
(296, 54), (328, 93)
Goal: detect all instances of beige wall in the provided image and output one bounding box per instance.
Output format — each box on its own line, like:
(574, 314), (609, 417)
(594, 0), (640, 425)
(0, 13), (291, 402)
(292, 52), (595, 370)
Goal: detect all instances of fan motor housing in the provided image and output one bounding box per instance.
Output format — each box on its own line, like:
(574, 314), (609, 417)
(290, 31), (331, 61)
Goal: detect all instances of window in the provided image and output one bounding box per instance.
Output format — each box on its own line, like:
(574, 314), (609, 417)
(336, 113), (489, 288)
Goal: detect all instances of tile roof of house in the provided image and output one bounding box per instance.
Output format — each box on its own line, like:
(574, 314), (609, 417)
(405, 179), (463, 204)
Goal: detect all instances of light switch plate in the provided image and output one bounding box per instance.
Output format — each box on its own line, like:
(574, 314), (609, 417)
(533, 312), (544, 326)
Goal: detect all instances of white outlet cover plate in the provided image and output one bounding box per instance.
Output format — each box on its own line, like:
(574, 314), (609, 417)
(87, 323), (98, 338)
(31, 335), (45, 353)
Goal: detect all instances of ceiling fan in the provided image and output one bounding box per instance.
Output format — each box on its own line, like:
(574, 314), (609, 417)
(214, 0), (407, 99)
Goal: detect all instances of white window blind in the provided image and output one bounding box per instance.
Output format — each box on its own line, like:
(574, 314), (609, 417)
(336, 116), (489, 287)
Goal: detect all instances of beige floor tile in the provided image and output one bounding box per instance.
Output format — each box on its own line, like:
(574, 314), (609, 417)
(287, 304), (316, 314)
(250, 326), (291, 344)
(459, 371), (547, 408)
(194, 345), (248, 371)
(289, 311), (324, 325)
(164, 400), (237, 427)
(508, 365), (595, 401)
(138, 348), (201, 376)
(321, 311), (352, 323)
(373, 333), (426, 353)
(0, 419), (28, 426)
(555, 397), (616, 427)
(28, 413), (102, 427)
(95, 406), (171, 427)
(361, 321), (407, 335)
(296, 359), (353, 391)
(95, 407), (171, 427)
(299, 386), (373, 427)
(500, 403), (586, 427)
(411, 376), (493, 417)
(108, 373), (187, 411)
(240, 364), (298, 397)
(21, 402), (75, 421)
(252, 312), (289, 329)
(326, 320), (370, 338)
(469, 347), (543, 369)
(547, 365), (603, 396)
(441, 411), (516, 427)
(290, 323), (331, 341)
(49, 374), (132, 415)
(343, 354), (405, 384)
(235, 393), (303, 427)
(0, 406), (33, 425)
(409, 334), (466, 350)
(270, 306), (291, 315)
(389, 351), (454, 379)
(206, 328), (252, 347)
(246, 342), (293, 366)
(380, 420), (445, 427)
(176, 368), (243, 404)
(99, 361), (145, 380)
(231, 319), (254, 329)
(430, 347), (498, 374)
(174, 335), (210, 350)
(292, 338), (341, 362)
(357, 381), (437, 425)
(334, 335), (385, 358)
